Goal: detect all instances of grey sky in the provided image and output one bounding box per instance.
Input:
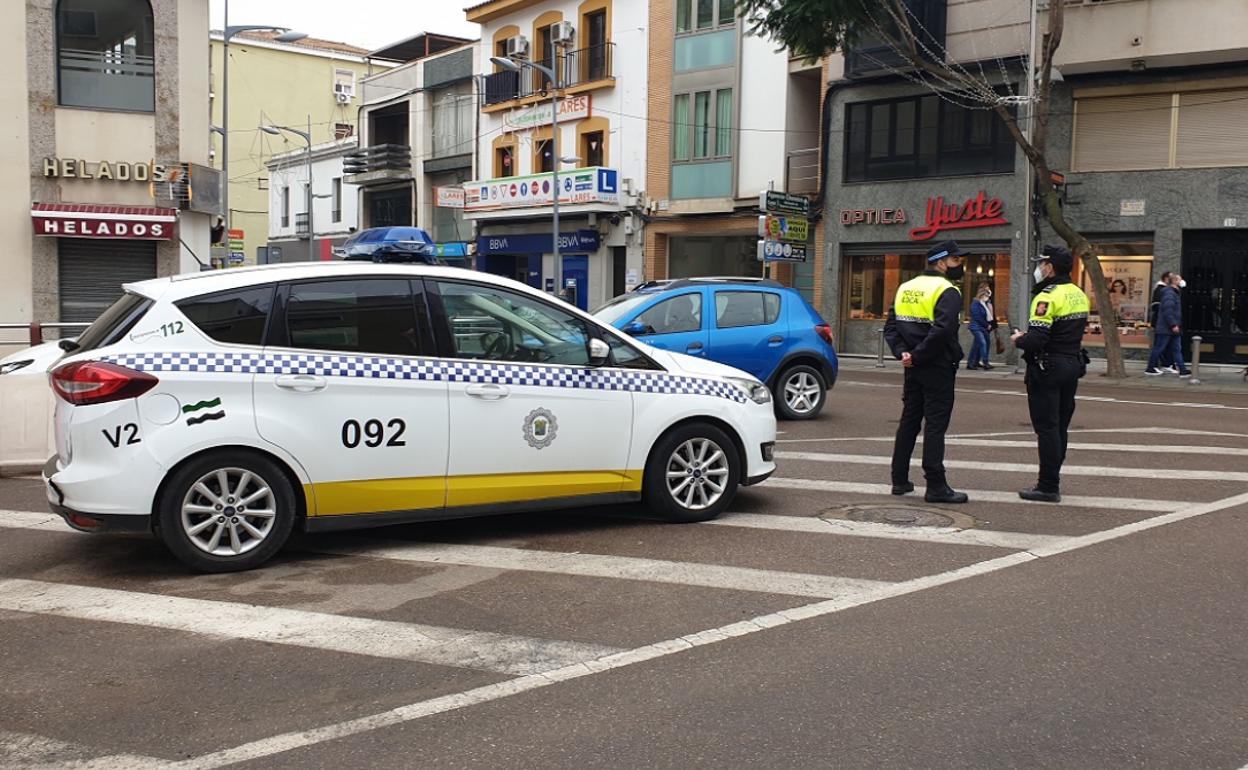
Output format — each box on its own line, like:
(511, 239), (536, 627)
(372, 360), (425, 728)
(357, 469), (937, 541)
(208, 0), (480, 52)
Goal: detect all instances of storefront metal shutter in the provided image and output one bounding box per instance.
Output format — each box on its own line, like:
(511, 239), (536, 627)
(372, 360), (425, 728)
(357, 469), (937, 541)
(58, 238), (157, 322)
(1072, 94), (1172, 172)
(1176, 89), (1248, 168)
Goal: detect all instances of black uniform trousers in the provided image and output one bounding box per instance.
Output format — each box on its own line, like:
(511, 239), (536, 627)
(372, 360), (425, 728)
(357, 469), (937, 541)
(1025, 355), (1081, 493)
(891, 363), (956, 488)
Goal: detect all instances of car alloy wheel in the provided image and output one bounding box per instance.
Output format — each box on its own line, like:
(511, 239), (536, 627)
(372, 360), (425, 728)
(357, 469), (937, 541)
(783, 370), (822, 415)
(180, 467), (277, 557)
(665, 437), (730, 511)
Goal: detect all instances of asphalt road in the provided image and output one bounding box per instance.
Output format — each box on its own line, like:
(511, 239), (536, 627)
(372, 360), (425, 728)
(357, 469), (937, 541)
(2, 367), (1246, 769)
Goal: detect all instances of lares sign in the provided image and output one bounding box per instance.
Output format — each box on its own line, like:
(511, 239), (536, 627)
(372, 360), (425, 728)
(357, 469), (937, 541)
(909, 191), (1007, 241)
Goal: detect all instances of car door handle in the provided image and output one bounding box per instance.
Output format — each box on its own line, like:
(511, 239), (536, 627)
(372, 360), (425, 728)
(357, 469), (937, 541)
(767, 335), (784, 345)
(274, 374), (327, 393)
(686, 342), (704, 353)
(465, 383), (510, 400)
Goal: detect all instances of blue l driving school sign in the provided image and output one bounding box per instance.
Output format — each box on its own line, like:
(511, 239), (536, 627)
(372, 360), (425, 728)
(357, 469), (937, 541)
(476, 229), (601, 256)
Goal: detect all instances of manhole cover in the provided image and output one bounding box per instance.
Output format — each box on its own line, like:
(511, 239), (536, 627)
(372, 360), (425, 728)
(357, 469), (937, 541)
(821, 504), (978, 529)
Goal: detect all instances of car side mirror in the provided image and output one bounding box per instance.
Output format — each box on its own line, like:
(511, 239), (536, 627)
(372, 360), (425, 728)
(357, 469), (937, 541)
(588, 338), (610, 367)
(624, 321), (648, 336)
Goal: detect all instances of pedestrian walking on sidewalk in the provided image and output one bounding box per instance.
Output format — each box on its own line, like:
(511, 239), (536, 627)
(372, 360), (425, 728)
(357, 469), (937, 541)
(1148, 272), (1176, 372)
(967, 284), (996, 371)
(884, 239), (969, 504)
(1011, 245), (1090, 503)
(1145, 273), (1191, 377)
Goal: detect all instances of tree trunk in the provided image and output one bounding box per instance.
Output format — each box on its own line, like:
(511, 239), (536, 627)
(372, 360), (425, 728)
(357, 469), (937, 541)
(1037, 186), (1128, 378)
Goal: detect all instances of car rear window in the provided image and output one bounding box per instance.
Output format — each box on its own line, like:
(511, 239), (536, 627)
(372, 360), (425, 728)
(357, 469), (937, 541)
(72, 291), (153, 353)
(177, 285), (275, 346)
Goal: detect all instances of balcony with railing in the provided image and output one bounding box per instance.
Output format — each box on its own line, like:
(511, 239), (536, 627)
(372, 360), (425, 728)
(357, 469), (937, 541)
(343, 144), (413, 186)
(482, 43), (616, 106)
(786, 148), (820, 195)
(58, 48), (155, 112)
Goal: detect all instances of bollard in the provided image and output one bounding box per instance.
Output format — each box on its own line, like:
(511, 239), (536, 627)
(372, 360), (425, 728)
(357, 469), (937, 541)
(876, 326), (886, 368)
(1189, 335), (1202, 386)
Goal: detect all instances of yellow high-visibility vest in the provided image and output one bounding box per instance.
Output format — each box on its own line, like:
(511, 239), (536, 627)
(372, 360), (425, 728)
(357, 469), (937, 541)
(894, 274), (959, 324)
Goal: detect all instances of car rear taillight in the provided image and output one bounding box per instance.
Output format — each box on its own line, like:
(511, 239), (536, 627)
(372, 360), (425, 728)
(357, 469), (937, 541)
(50, 361), (158, 406)
(815, 323), (835, 346)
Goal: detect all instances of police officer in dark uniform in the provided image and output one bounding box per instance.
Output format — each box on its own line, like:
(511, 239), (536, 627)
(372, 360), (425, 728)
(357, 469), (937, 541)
(1011, 244), (1090, 503)
(884, 240), (969, 504)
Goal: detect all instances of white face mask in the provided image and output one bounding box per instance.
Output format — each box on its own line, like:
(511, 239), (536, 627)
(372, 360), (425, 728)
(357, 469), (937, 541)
(1033, 265), (1046, 284)
(1178, 279), (1187, 289)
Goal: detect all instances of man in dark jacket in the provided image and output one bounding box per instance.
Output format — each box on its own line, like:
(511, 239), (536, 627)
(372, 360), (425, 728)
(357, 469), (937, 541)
(1148, 271), (1174, 370)
(1146, 273), (1191, 376)
(884, 240), (968, 504)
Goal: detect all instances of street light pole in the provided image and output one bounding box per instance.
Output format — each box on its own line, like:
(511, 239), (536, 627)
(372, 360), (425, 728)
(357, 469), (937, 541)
(262, 122), (314, 262)
(219, 4), (304, 265)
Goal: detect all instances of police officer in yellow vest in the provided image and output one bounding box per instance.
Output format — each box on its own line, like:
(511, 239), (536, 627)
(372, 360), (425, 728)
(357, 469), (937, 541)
(884, 240), (969, 504)
(1011, 244), (1090, 503)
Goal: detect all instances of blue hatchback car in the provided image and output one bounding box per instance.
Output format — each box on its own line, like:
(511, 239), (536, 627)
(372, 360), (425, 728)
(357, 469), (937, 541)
(595, 277), (838, 419)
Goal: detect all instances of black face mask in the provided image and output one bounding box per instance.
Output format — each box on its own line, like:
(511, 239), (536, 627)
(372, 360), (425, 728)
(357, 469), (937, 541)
(945, 265), (965, 282)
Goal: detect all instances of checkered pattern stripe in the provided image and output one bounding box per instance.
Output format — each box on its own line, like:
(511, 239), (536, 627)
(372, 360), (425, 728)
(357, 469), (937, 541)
(106, 351), (748, 403)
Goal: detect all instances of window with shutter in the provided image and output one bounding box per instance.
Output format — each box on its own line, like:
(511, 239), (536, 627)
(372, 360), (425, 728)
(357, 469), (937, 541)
(1072, 94), (1172, 171)
(1176, 89), (1248, 169)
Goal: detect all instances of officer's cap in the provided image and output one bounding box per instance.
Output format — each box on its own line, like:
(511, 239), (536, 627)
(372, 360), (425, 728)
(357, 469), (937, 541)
(925, 240), (970, 264)
(1033, 244), (1074, 273)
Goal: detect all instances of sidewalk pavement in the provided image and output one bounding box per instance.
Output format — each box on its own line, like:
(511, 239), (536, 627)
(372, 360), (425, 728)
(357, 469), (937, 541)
(838, 355), (1248, 395)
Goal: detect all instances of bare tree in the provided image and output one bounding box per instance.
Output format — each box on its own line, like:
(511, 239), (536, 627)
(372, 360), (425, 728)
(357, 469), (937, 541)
(739, 0), (1127, 377)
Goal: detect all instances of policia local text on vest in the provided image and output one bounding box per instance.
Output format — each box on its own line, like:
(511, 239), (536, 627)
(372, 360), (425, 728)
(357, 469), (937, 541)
(883, 240), (971, 504)
(1011, 244), (1090, 504)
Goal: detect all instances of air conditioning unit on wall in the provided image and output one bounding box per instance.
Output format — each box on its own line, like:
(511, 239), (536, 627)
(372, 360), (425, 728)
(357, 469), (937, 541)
(505, 35), (530, 58)
(551, 21), (575, 45)
(335, 91), (351, 104)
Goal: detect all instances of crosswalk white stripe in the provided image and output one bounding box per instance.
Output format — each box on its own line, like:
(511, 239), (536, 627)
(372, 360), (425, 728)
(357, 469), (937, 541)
(0, 510), (65, 531)
(762, 477), (1180, 512)
(309, 540), (891, 599)
(707, 512), (1068, 551)
(780, 436), (1248, 456)
(0, 729), (173, 770)
(776, 451), (1248, 483)
(0, 578), (620, 677)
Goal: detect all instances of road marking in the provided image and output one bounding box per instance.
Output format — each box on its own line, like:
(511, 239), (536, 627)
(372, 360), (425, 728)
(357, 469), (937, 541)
(0, 510), (65, 531)
(0, 578), (620, 677)
(307, 540), (891, 600)
(707, 512), (1067, 551)
(176, 489), (1248, 770)
(776, 451), (1248, 483)
(780, 436), (1248, 456)
(844, 377), (1248, 410)
(761, 477), (1180, 512)
(0, 730), (173, 770)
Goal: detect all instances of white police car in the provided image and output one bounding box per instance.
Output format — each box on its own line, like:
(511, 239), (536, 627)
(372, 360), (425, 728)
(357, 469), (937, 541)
(44, 263), (777, 572)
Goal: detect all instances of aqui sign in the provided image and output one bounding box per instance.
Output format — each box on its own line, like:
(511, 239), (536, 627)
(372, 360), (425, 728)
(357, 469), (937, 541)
(757, 190), (810, 263)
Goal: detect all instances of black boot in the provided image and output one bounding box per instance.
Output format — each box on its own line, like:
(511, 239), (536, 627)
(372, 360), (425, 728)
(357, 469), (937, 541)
(925, 485), (969, 504)
(1019, 487), (1061, 503)
(891, 480), (915, 496)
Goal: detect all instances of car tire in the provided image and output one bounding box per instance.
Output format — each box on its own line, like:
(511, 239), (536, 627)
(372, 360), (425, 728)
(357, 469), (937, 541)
(155, 451), (297, 573)
(643, 423), (741, 523)
(774, 364), (826, 420)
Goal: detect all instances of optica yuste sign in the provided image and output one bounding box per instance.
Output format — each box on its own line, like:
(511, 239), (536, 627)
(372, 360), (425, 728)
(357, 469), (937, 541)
(908, 191), (1007, 241)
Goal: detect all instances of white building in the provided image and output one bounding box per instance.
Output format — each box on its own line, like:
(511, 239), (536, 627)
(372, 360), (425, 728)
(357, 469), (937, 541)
(349, 33), (479, 265)
(464, 0), (648, 311)
(265, 140), (360, 261)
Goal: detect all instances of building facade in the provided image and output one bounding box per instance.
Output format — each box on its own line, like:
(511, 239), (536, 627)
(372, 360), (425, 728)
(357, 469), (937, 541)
(643, 0), (828, 306)
(463, 0), (647, 311)
(210, 31), (380, 266)
(265, 140), (360, 261)
(350, 33), (479, 264)
(1, 0), (215, 349)
(1042, 0), (1248, 365)
(817, 0), (1030, 356)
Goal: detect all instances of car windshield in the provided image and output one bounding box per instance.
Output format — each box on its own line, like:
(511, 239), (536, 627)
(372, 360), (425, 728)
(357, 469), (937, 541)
(593, 291), (660, 325)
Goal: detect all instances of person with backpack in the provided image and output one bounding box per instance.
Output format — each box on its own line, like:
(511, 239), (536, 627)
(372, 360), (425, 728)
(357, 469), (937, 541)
(1146, 273), (1191, 377)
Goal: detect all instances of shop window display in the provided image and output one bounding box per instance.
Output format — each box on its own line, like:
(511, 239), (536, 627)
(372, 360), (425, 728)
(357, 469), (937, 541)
(1076, 241), (1153, 349)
